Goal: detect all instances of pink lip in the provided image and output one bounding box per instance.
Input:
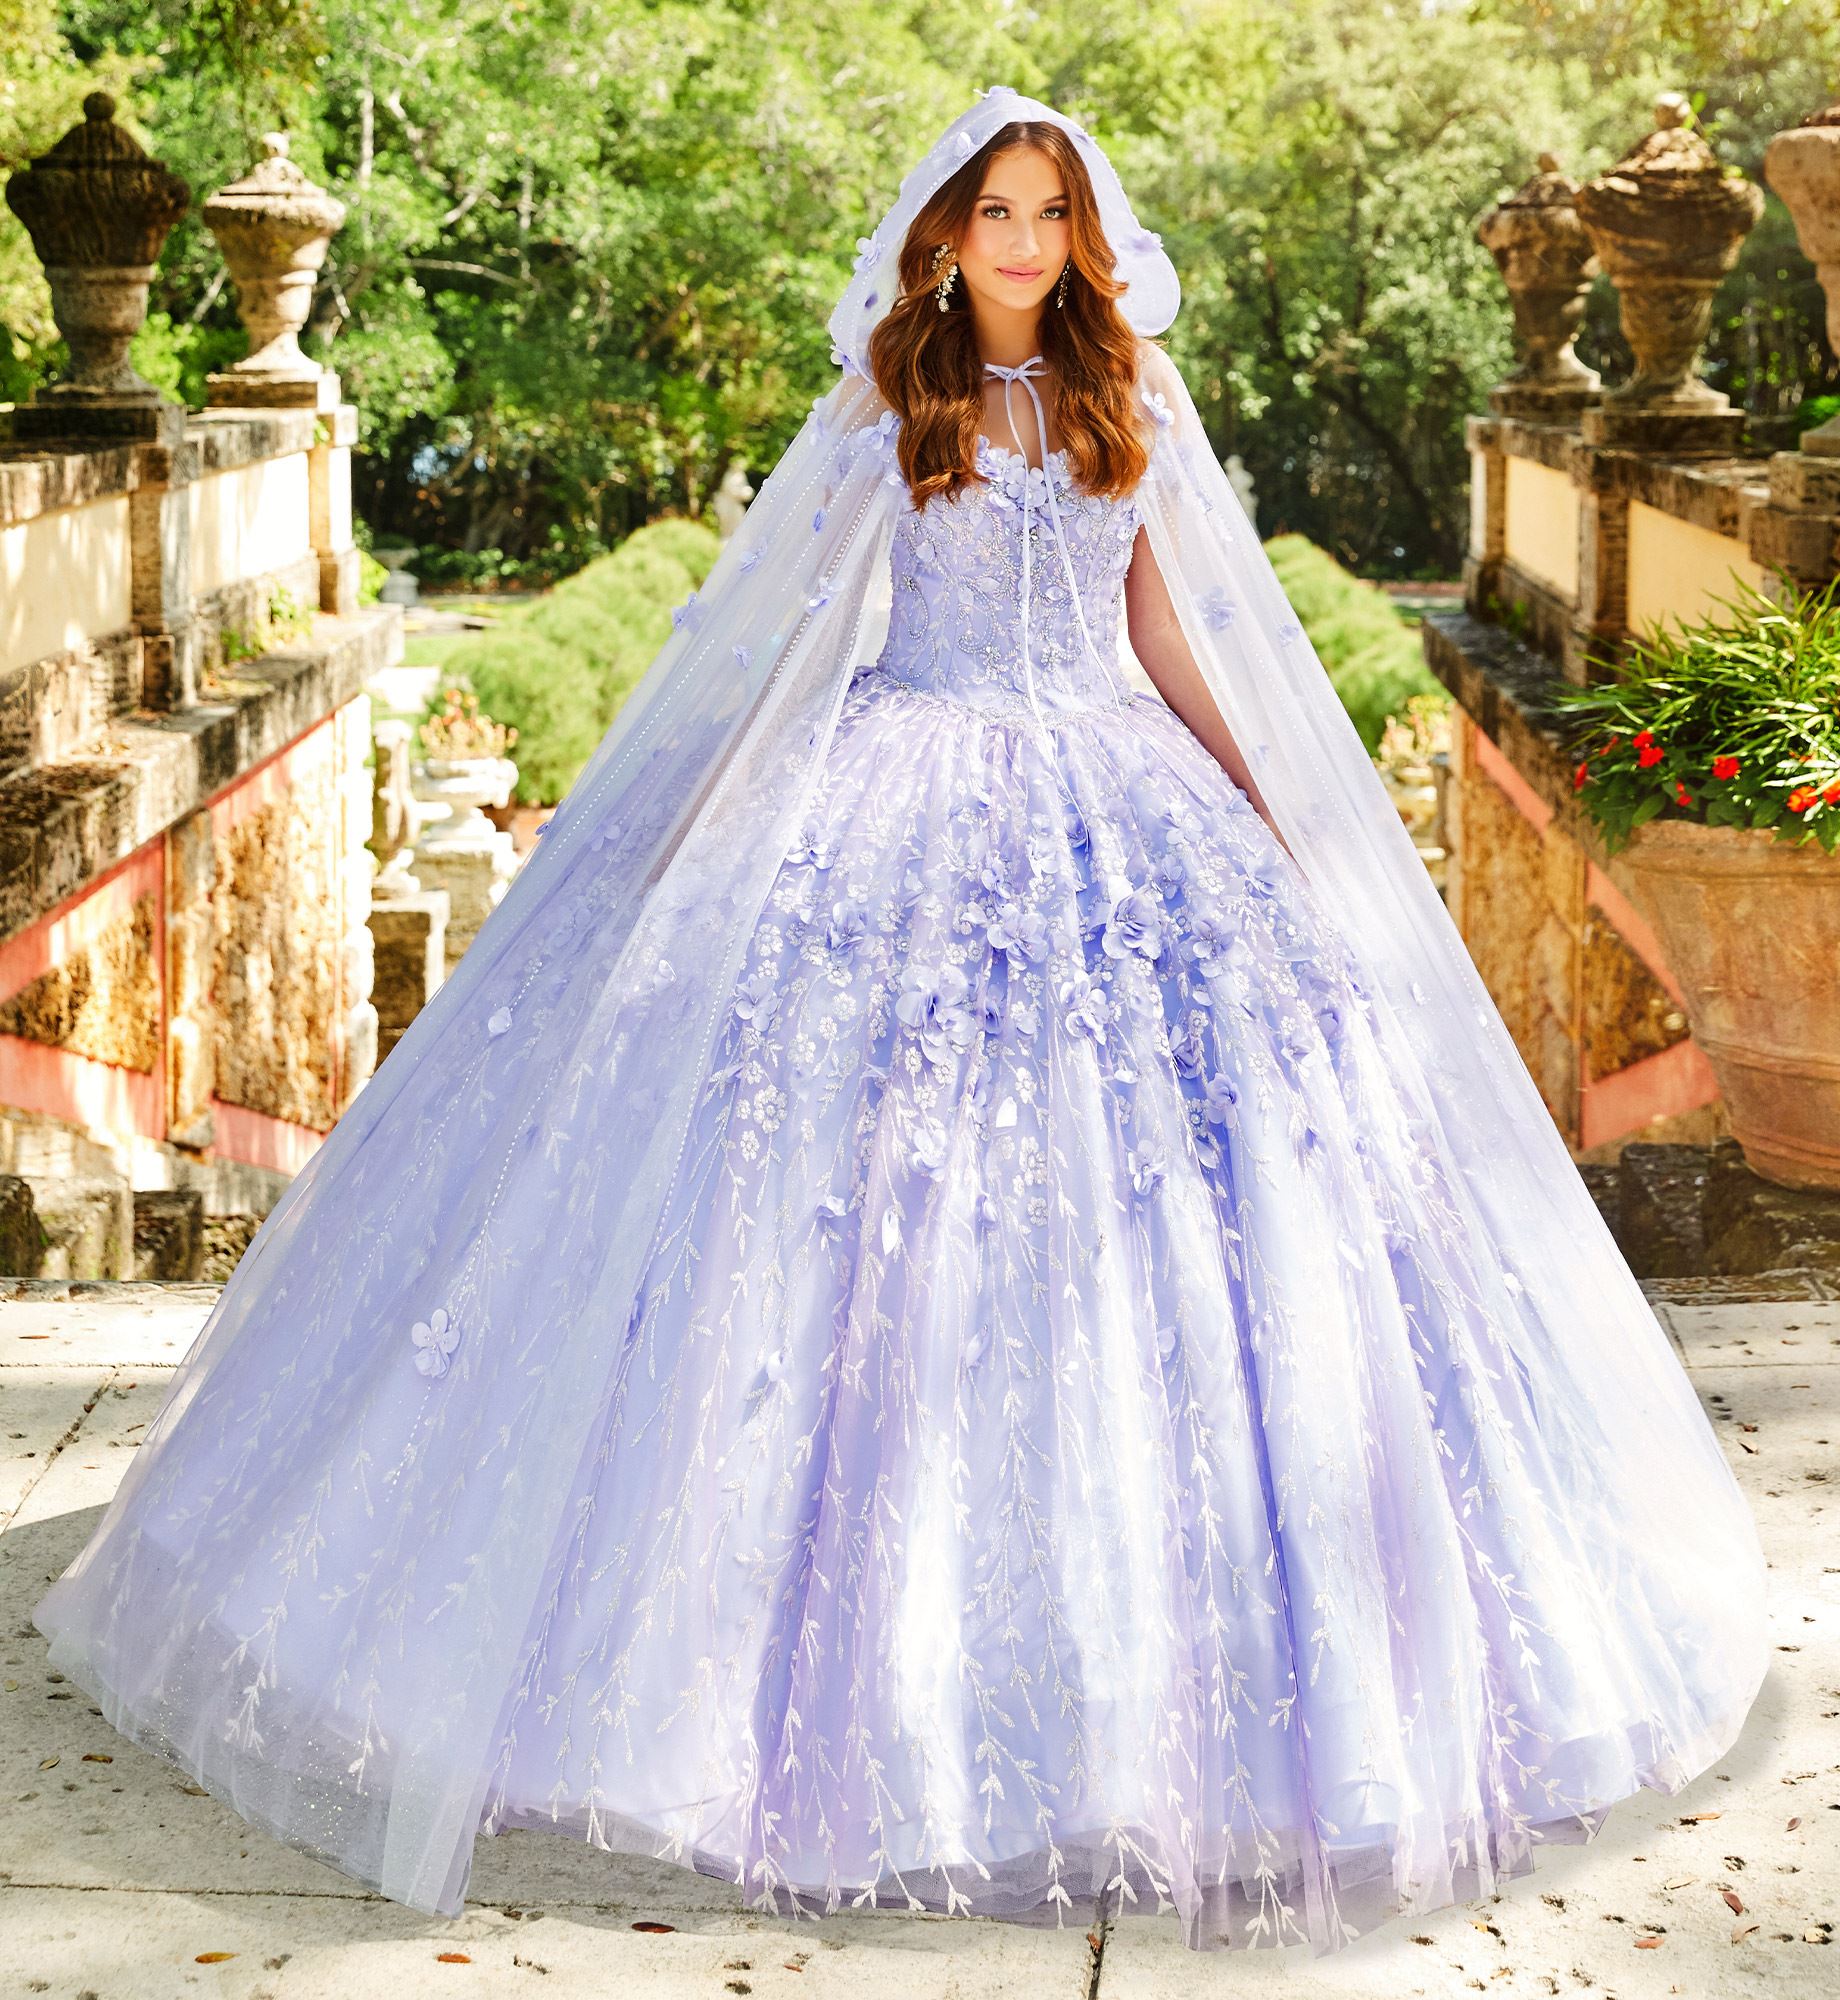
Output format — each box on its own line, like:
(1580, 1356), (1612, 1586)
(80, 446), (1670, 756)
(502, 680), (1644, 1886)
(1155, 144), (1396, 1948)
(998, 267), (1042, 281)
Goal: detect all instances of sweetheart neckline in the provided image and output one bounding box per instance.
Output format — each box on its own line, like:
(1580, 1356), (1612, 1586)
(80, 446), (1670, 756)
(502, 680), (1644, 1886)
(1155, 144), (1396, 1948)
(975, 433), (1070, 474)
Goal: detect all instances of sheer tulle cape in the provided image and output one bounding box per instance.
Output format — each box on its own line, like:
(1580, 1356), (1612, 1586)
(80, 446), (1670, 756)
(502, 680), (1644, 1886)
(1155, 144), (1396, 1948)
(33, 86), (1766, 1943)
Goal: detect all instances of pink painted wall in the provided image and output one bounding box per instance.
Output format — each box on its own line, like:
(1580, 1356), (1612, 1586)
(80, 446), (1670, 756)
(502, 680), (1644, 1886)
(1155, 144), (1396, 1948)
(0, 712), (347, 1175)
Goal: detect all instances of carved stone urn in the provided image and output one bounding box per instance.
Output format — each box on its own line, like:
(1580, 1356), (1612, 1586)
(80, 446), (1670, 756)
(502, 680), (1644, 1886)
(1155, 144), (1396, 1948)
(1575, 93), (1764, 454)
(202, 132), (347, 409)
(1765, 104), (1840, 458)
(2, 91), (189, 442)
(1475, 154), (1602, 420)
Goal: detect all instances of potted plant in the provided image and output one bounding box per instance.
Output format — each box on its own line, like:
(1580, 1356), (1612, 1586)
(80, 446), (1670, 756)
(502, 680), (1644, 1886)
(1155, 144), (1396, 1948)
(1553, 574), (1840, 1189)
(413, 684), (520, 848)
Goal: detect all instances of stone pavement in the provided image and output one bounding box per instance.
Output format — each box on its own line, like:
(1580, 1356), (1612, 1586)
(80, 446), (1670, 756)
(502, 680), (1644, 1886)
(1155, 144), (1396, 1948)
(0, 1281), (1833, 2000)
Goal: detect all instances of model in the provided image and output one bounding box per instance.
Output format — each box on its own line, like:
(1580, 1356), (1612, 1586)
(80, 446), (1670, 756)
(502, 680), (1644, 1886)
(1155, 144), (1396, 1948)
(33, 86), (1767, 1954)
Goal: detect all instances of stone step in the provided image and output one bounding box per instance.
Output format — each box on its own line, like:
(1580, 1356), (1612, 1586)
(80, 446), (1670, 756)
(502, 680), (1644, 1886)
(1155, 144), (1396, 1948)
(1603, 1138), (1840, 1289)
(20, 1173), (132, 1280)
(132, 1187), (204, 1281)
(0, 1173), (39, 1275)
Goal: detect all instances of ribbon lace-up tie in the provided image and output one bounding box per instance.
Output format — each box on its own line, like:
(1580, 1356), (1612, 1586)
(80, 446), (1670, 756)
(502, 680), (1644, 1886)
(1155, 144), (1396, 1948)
(982, 355), (1128, 758)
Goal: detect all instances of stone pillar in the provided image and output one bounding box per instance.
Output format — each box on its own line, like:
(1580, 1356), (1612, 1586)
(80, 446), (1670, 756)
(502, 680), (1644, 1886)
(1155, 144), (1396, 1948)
(1575, 94), (1764, 456)
(369, 898), (450, 1061)
(1475, 154), (1602, 422)
(1569, 453), (1630, 684)
(2, 93), (189, 447)
(165, 806), (218, 1149)
(1461, 417), (1507, 613)
(311, 406), (362, 615)
(130, 433), (205, 709)
(410, 755), (519, 973)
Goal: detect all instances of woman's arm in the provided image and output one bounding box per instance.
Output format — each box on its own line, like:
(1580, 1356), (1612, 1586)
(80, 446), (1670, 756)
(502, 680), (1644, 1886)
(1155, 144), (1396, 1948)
(1122, 522), (1289, 849)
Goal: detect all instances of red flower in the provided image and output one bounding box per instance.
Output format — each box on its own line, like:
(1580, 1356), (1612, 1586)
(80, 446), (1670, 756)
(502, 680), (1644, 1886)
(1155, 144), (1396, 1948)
(1638, 745), (1666, 768)
(1601, 734), (1622, 755)
(1788, 786), (1817, 812)
(1573, 760), (1591, 792)
(1825, 783), (1840, 806)
(1632, 730), (1655, 749)
(1711, 755), (1740, 781)
(1675, 782), (1693, 807)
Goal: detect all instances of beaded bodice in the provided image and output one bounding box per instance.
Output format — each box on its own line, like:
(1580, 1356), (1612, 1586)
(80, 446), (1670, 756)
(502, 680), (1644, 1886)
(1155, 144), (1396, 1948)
(866, 356), (1141, 729)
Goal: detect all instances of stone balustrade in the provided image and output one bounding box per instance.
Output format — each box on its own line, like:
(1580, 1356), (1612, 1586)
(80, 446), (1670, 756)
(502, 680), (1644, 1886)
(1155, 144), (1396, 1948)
(0, 92), (428, 1277)
(1424, 89), (1840, 1165)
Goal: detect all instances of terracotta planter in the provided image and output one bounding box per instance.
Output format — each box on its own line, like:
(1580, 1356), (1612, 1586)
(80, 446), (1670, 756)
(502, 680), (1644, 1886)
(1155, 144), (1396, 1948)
(1620, 819), (1840, 1189)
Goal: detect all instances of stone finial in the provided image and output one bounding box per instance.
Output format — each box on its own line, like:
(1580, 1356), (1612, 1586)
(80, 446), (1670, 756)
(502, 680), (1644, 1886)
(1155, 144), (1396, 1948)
(2, 92), (189, 435)
(202, 131), (347, 408)
(1765, 102), (1840, 456)
(1575, 92), (1765, 452)
(1475, 152), (1602, 420)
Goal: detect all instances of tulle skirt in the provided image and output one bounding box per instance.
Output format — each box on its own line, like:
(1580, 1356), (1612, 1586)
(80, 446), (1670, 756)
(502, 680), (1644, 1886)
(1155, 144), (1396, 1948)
(35, 667), (1767, 1952)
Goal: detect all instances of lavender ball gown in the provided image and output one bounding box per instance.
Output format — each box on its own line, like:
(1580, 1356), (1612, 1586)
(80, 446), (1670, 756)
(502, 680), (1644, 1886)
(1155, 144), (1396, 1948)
(34, 415), (1764, 1955)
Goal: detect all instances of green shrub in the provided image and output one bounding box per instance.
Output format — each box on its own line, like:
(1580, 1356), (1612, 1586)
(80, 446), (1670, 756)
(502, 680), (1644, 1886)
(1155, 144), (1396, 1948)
(427, 517), (723, 804)
(1264, 534), (1445, 750)
(1552, 573), (1840, 854)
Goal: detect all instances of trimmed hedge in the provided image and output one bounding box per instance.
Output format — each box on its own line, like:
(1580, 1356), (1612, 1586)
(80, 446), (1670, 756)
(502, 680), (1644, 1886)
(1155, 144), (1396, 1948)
(432, 519), (1432, 801)
(1264, 534), (1444, 751)
(433, 517), (722, 804)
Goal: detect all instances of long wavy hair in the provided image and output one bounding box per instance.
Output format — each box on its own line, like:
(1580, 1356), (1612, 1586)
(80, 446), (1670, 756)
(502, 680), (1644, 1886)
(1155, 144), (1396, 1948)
(866, 121), (1153, 510)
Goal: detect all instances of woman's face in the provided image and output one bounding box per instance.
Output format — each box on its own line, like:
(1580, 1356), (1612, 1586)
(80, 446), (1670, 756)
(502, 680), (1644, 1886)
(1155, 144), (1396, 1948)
(951, 145), (1071, 320)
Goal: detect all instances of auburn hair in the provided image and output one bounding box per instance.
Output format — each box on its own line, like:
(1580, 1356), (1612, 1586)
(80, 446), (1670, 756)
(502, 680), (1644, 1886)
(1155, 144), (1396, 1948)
(866, 120), (1153, 510)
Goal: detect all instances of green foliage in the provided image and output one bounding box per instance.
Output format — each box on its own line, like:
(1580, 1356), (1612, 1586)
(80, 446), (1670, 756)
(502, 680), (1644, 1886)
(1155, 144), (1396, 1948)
(356, 546), (388, 605)
(1551, 576), (1840, 855)
(433, 516), (721, 805)
(219, 581), (315, 663)
(6, 2), (1836, 581)
(126, 310), (246, 409)
(1263, 535), (1444, 750)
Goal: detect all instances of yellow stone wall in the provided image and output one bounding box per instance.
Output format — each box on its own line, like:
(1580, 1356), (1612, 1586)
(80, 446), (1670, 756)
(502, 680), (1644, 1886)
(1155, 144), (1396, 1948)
(1503, 456), (1580, 600)
(1626, 500), (1766, 638)
(0, 495), (132, 677)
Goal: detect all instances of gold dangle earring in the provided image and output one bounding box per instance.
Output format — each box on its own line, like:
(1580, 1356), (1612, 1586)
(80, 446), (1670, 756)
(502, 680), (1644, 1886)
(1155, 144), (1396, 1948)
(1055, 260), (1071, 309)
(933, 243), (958, 311)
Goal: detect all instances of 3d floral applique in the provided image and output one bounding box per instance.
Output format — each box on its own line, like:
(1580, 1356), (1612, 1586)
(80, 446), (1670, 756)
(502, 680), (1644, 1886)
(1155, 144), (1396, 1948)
(1141, 387), (1174, 429)
(410, 1306), (459, 1378)
(1128, 1146), (1167, 1200)
(1102, 887), (1164, 961)
(1199, 586), (1238, 631)
(487, 1006), (513, 1037)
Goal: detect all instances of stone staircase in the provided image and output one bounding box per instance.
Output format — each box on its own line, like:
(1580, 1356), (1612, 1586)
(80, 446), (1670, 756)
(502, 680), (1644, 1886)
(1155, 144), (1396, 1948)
(1584, 1140), (1840, 1299)
(0, 1110), (215, 1280)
